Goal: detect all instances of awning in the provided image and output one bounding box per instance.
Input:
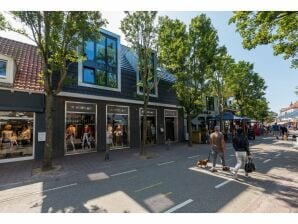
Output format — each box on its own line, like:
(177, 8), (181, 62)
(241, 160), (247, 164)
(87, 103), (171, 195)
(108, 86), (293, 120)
(209, 112), (249, 121)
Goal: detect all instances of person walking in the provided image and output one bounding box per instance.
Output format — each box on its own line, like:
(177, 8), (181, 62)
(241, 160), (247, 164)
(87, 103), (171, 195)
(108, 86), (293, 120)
(209, 125), (228, 172)
(232, 128), (251, 178)
(271, 123), (280, 139)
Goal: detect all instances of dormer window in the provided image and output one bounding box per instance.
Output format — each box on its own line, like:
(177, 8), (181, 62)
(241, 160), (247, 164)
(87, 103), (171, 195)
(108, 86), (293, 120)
(78, 29), (121, 92)
(0, 54), (16, 85)
(137, 51), (158, 97)
(0, 59), (7, 78)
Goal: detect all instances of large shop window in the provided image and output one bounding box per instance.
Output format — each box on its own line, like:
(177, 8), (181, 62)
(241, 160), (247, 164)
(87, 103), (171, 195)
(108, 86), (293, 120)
(0, 111), (34, 161)
(65, 102), (96, 154)
(107, 105), (129, 149)
(164, 109), (178, 142)
(140, 108), (157, 145)
(82, 32), (118, 89)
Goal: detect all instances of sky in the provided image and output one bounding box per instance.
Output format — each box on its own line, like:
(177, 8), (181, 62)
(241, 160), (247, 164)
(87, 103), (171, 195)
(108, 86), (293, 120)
(0, 7), (297, 115)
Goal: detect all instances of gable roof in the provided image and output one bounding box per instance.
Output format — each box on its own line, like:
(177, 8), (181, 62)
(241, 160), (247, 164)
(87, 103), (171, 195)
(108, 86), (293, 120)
(0, 36), (43, 92)
(0, 36), (175, 93)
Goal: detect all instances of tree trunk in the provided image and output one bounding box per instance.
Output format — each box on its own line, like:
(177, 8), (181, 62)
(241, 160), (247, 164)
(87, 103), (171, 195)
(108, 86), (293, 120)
(42, 92), (54, 170)
(187, 113), (192, 147)
(141, 96), (149, 156)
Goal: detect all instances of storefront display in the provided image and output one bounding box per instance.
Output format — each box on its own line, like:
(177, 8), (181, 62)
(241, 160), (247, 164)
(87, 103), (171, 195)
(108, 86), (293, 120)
(65, 102), (96, 154)
(0, 111), (34, 160)
(140, 108), (157, 144)
(107, 105), (129, 149)
(164, 109), (178, 142)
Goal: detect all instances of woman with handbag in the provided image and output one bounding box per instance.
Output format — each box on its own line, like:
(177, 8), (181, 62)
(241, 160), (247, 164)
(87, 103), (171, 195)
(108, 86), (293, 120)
(232, 128), (252, 178)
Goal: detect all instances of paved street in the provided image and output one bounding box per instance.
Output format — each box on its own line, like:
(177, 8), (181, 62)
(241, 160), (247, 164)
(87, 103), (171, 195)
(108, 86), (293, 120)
(0, 136), (297, 213)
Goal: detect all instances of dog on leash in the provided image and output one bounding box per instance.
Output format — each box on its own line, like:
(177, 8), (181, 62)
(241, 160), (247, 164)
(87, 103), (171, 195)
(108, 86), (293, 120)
(196, 159), (209, 168)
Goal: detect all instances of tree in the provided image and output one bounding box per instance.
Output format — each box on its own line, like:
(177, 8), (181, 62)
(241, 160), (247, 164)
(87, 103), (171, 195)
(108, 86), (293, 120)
(120, 11), (157, 155)
(208, 45), (235, 131)
(0, 12), (106, 170)
(226, 61), (268, 120)
(158, 14), (218, 146)
(229, 11), (298, 68)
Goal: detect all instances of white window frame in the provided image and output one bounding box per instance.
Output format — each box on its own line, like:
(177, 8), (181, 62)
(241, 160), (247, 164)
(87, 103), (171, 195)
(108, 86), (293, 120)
(106, 104), (130, 150)
(0, 54), (15, 85)
(78, 29), (121, 92)
(0, 112), (35, 164)
(139, 107), (158, 144)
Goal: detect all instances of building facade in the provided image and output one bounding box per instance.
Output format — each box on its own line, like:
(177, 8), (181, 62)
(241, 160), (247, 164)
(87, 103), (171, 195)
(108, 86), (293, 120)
(0, 29), (183, 163)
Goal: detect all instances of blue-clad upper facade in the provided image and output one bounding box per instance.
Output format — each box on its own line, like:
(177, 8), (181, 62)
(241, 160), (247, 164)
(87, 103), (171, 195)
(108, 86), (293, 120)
(62, 29), (178, 106)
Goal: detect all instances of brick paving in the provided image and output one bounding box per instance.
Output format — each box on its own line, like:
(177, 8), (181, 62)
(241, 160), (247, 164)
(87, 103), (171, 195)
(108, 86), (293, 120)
(0, 143), (207, 188)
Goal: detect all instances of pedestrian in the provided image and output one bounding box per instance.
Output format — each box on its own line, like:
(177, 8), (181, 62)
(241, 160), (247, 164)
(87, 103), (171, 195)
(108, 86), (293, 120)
(271, 123), (280, 139)
(209, 125), (228, 172)
(231, 128), (251, 178)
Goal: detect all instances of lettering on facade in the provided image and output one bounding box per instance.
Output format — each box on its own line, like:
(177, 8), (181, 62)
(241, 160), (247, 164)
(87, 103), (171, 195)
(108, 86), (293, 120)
(140, 108), (157, 116)
(66, 102), (96, 113)
(165, 110), (178, 117)
(107, 106), (129, 114)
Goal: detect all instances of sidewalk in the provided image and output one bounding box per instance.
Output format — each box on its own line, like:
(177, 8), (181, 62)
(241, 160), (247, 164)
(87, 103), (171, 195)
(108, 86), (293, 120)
(0, 142), (208, 188)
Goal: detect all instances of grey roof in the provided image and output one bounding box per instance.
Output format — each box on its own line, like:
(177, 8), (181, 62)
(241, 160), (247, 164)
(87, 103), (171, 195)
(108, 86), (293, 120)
(120, 44), (176, 83)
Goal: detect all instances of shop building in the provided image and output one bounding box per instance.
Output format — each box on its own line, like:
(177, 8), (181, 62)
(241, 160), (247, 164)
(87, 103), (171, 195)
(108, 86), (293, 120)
(0, 37), (45, 163)
(0, 28), (183, 162)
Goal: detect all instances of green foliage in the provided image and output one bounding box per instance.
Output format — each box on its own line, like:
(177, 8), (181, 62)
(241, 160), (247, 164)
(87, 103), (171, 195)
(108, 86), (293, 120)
(158, 14), (218, 116)
(226, 61), (269, 120)
(229, 11), (298, 68)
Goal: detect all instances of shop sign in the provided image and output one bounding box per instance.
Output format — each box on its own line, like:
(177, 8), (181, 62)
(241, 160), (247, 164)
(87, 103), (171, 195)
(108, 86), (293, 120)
(165, 110), (177, 117)
(107, 105), (129, 114)
(38, 132), (46, 142)
(140, 108), (156, 116)
(66, 102), (96, 113)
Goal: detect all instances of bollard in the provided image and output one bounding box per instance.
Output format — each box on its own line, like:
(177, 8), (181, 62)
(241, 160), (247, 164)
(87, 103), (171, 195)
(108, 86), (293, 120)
(166, 139), (171, 150)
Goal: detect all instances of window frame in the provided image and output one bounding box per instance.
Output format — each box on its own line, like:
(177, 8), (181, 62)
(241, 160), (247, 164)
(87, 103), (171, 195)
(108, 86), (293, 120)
(206, 96), (215, 111)
(136, 51), (158, 98)
(78, 29), (121, 92)
(0, 59), (7, 78)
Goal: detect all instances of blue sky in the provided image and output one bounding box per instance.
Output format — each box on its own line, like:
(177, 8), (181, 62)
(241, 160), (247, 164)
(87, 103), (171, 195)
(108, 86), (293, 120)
(1, 11), (296, 114)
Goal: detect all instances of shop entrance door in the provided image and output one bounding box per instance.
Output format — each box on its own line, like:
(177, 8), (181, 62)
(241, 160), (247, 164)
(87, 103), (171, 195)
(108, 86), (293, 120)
(165, 117), (175, 141)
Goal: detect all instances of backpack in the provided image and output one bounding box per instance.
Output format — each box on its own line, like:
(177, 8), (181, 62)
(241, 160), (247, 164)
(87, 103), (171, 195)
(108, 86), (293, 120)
(244, 158), (256, 173)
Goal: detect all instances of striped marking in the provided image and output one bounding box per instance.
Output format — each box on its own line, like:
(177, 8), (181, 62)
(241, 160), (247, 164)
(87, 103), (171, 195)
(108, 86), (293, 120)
(263, 159), (271, 163)
(215, 180), (232, 189)
(188, 155), (200, 159)
(0, 183), (78, 203)
(164, 199), (193, 213)
(163, 192), (172, 197)
(134, 182), (162, 193)
(275, 153), (281, 157)
(157, 161), (175, 166)
(110, 169), (137, 177)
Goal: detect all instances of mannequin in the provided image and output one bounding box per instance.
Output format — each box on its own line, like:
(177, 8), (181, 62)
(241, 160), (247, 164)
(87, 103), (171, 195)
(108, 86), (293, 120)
(66, 124), (76, 150)
(81, 124), (91, 149)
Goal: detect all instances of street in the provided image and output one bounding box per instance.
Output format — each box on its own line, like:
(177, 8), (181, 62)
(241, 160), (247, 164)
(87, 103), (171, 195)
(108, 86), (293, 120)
(0, 136), (297, 213)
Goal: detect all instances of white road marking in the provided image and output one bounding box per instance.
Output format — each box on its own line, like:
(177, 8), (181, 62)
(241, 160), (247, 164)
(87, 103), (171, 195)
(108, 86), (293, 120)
(215, 180), (232, 189)
(230, 154), (235, 157)
(157, 161), (175, 166)
(0, 183), (78, 203)
(134, 182), (162, 192)
(263, 159), (271, 163)
(110, 169), (137, 177)
(43, 183), (78, 193)
(188, 155), (200, 159)
(164, 199), (194, 213)
(275, 153), (281, 157)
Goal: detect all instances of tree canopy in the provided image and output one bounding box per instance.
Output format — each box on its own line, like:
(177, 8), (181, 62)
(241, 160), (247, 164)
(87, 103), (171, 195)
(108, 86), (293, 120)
(229, 11), (298, 68)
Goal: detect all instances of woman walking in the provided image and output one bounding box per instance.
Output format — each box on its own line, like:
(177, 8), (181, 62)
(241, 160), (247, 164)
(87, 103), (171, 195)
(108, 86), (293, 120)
(232, 128), (251, 178)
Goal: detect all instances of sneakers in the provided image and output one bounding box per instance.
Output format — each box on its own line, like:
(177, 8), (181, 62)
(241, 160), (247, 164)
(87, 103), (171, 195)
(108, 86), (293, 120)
(231, 170), (238, 178)
(245, 172), (249, 177)
(209, 167), (217, 172)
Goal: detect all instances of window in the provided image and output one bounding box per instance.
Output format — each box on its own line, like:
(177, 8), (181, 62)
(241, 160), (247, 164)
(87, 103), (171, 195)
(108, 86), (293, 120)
(65, 102), (97, 154)
(0, 59), (7, 78)
(0, 111), (34, 161)
(206, 96), (214, 111)
(138, 52), (157, 96)
(80, 30), (119, 90)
